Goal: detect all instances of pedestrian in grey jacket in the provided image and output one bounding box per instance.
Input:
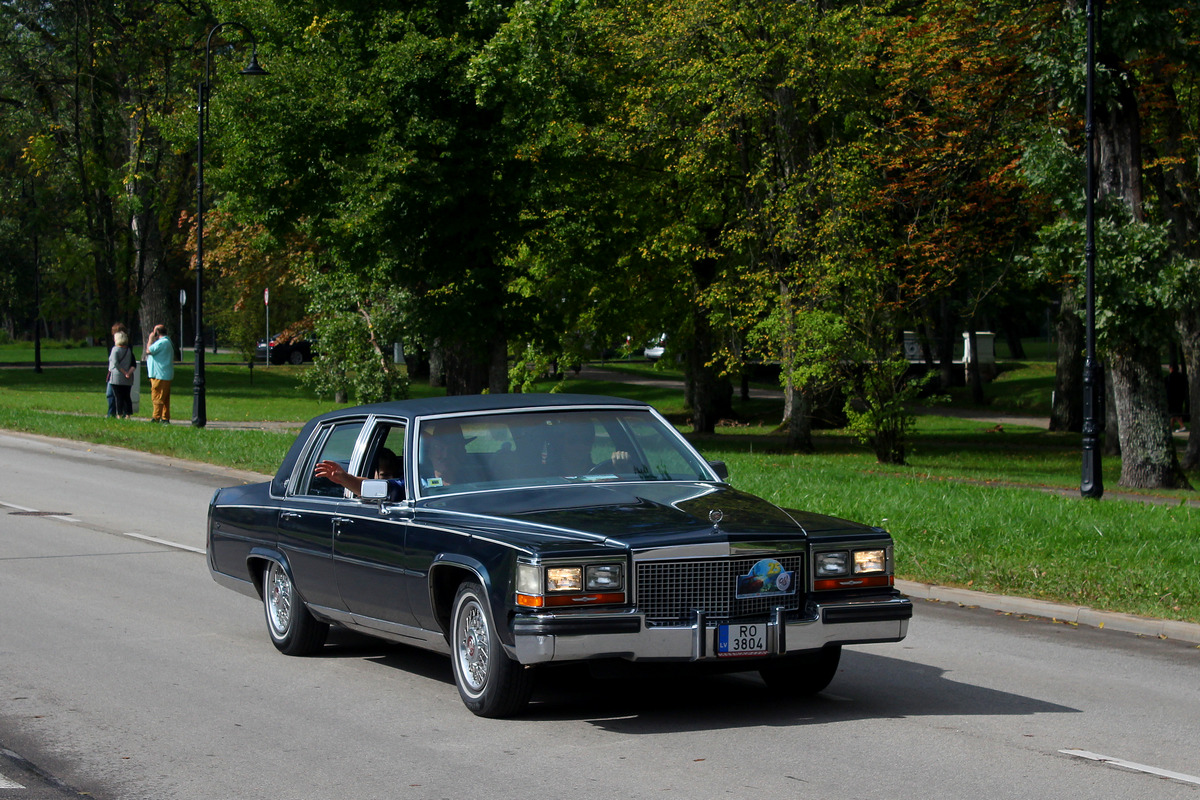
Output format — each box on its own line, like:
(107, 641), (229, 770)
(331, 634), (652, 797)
(108, 331), (136, 418)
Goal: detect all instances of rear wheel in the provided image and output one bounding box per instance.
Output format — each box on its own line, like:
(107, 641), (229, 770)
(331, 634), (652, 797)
(450, 581), (534, 717)
(758, 645), (842, 696)
(263, 561), (328, 655)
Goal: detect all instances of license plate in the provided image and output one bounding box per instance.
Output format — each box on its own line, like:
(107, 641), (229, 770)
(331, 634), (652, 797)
(716, 623), (767, 657)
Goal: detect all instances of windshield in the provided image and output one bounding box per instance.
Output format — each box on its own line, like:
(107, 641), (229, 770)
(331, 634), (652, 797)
(415, 408), (711, 496)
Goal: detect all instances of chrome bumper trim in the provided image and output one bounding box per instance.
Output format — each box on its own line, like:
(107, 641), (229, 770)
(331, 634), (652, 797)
(511, 596), (912, 665)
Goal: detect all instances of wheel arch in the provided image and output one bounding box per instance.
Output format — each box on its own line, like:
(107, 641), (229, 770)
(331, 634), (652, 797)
(428, 556), (495, 644)
(246, 546), (291, 600)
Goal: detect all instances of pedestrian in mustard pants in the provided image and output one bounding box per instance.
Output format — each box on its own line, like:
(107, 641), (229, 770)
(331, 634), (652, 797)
(145, 324), (175, 423)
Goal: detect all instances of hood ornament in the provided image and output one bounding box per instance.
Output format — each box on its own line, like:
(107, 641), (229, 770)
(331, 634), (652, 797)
(708, 509), (724, 525)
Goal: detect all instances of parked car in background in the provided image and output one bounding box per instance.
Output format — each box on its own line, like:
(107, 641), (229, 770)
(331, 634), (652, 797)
(256, 333), (314, 365)
(644, 333), (666, 360)
(206, 393), (911, 717)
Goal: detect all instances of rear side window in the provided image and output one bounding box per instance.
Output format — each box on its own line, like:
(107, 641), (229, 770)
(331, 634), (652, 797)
(296, 421), (365, 498)
(360, 421), (408, 499)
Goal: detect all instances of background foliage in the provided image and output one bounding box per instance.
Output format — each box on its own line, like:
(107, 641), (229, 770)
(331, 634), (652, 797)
(1, 0), (1197, 483)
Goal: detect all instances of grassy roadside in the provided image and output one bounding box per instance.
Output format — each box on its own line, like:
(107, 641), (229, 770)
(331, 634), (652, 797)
(2, 348), (1197, 625)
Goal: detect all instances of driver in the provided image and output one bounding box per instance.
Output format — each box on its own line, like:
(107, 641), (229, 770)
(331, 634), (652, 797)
(551, 420), (630, 476)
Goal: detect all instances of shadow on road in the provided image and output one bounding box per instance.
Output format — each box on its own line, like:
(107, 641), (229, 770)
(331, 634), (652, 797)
(318, 628), (1078, 730)
(522, 649), (1078, 731)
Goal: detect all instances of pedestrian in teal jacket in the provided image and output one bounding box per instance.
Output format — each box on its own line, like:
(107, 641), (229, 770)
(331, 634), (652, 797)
(145, 324), (175, 423)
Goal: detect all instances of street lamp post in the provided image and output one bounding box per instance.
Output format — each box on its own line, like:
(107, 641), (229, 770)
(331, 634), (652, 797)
(193, 22), (267, 428)
(1080, 0), (1104, 498)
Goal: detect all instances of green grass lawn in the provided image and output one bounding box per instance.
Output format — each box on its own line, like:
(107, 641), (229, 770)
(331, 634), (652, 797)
(0, 340), (251, 365)
(2, 347), (1196, 625)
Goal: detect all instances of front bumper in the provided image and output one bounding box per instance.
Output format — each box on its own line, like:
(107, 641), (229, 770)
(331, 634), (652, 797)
(510, 594), (912, 664)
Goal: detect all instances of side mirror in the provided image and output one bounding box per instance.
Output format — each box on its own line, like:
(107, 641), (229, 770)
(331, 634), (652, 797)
(360, 479), (389, 501)
(360, 479), (411, 518)
(707, 460), (729, 481)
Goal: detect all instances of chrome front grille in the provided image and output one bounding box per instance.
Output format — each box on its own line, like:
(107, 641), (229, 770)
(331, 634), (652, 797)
(636, 554), (805, 625)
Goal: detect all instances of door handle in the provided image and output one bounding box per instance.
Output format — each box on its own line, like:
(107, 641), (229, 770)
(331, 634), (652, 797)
(280, 512), (300, 522)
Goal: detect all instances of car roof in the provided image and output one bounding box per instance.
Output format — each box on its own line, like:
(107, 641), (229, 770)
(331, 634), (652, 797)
(310, 393), (651, 425)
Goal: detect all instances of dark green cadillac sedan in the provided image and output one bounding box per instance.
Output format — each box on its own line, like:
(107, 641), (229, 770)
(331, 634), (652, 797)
(207, 394), (911, 717)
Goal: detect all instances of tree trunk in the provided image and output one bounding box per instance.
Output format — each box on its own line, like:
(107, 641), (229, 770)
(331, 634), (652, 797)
(133, 211), (170, 344)
(1050, 287), (1083, 432)
(1000, 311), (1026, 359)
(685, 311), (732, 434)
(428, 341), (445, 388)
(686, 241), (732, 434)
(1178, 312), (1200, 470)
(781, 377), (814, 452)
(936, 297), (956, 390)
(1108, 344), (1190, 489)
(778, 280), (814, 451)
(965, 328), (985, 404)
(488, 335), (508, 394)
(687, 344), (732, 434)
(127, 88), (179, 346)
(443, 339), (489, 396)
(917, 321), (935, 365)
(1093, 38), (1171, 472)
(1103, 365), (1120, 457)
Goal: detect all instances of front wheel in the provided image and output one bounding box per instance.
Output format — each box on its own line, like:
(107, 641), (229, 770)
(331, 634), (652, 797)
(758, 645), (842, 697)
(263, 561), (328, 656)
(450, 581), (534, 717)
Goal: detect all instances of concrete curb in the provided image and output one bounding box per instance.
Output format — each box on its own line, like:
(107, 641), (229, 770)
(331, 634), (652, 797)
(898, 579), (1200, 645)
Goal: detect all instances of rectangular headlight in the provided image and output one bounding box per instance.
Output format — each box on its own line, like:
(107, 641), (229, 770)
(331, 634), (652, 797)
(546, 566), (583, 592)
(815, 551), (849, 577)
(853, 549), (886, 574)
(585, 564), (623, 591)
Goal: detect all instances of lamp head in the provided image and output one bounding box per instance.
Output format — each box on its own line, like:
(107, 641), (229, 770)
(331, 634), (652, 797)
(240, 50), (269, 77)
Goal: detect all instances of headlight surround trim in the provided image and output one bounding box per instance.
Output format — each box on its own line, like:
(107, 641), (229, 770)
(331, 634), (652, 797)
(515, 560), (628, 608)
(813, 545), (893, 590)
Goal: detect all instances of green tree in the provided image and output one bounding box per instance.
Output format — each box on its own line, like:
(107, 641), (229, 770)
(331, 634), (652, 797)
(1027, 0), (1196, 489)
(0, 0), (203, 342)
(869, 0), (1054, 400)
(209, 0), (550, 398)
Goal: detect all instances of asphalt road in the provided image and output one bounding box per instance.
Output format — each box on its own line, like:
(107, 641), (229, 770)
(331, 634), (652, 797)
(1, 431), (1198, 800)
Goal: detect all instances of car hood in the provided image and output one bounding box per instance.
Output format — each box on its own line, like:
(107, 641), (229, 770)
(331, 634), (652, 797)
(419, 483), (873, 551)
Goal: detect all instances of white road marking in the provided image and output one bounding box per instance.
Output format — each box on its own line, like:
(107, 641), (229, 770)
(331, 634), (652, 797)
(1060, 749), (1200, 787)
(124, 532), (205, 555)
(3, 498), (199, 552)
(0, 770), (24, 788)
(1, 500), (75, 522)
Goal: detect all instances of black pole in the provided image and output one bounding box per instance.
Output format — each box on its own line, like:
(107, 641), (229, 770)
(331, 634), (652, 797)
(192, 22), (267, 428)
(193, 75), (207, 427)
(32, 183), (41, 371)
(1081, 0), (1104, 498)
(33, 228), (41, 374)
